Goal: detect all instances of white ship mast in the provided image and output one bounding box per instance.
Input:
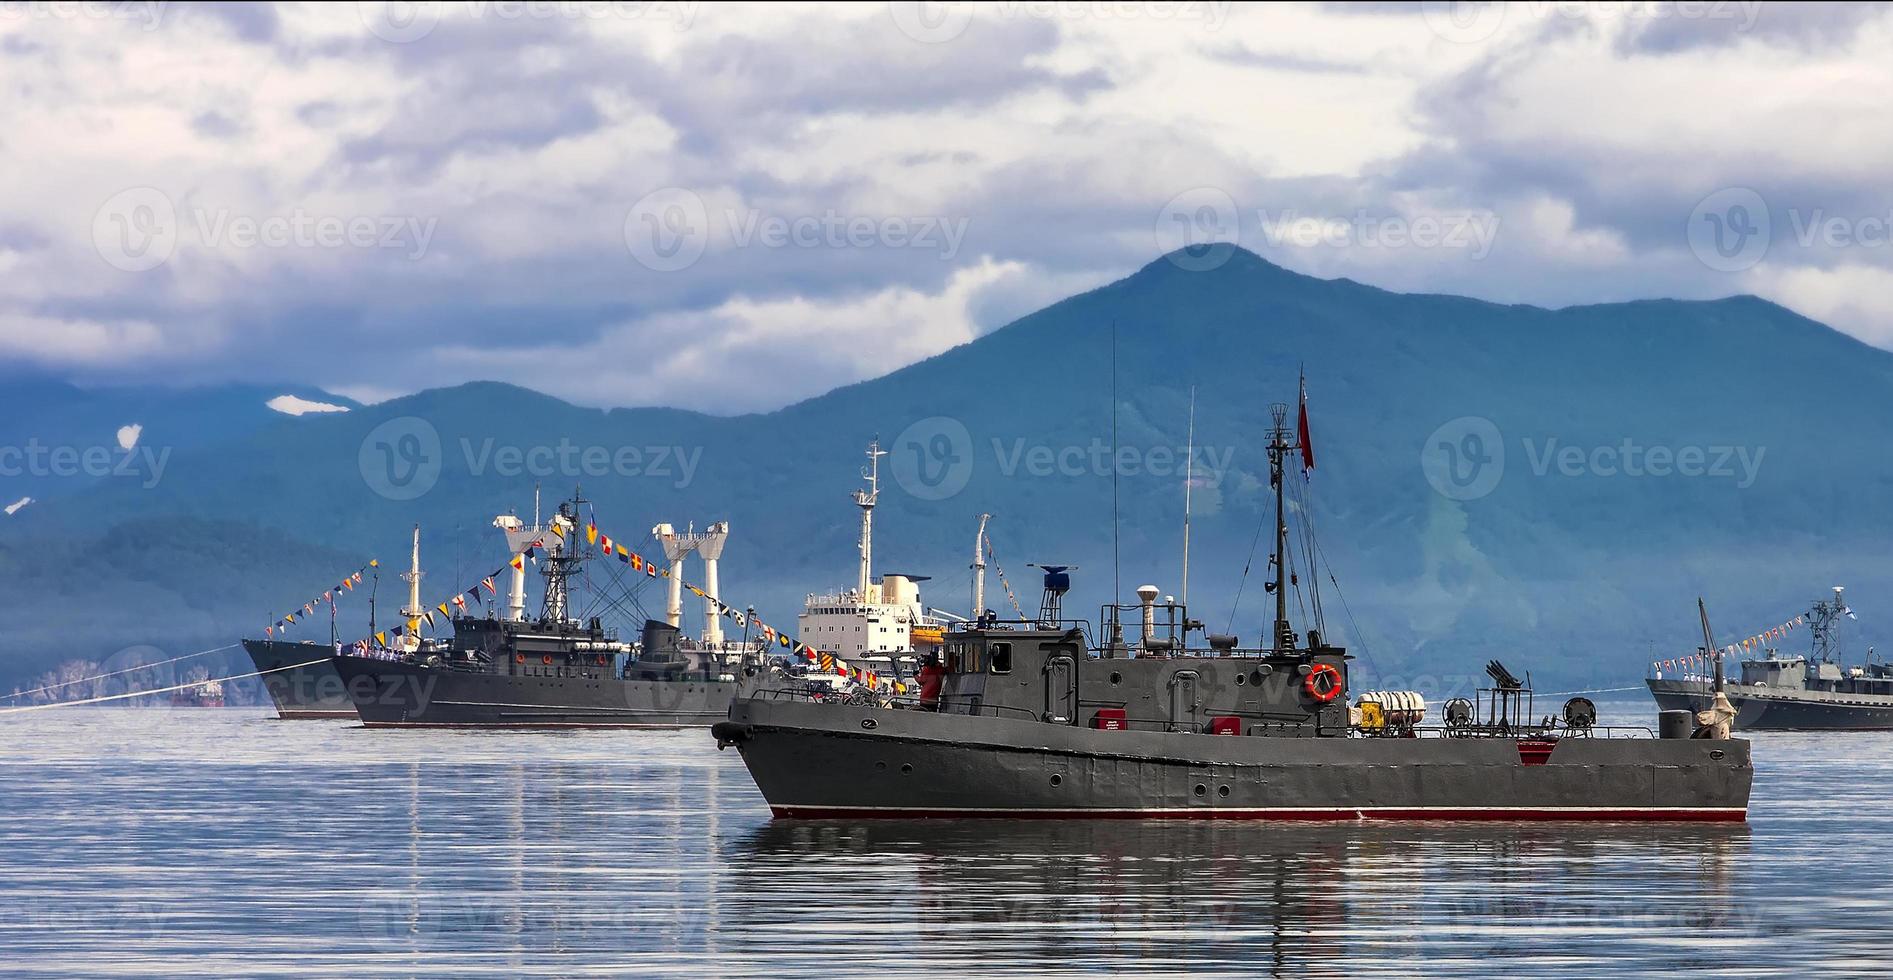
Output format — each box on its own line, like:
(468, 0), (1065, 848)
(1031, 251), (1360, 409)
(399, 524), (423, 650)
(853, 440), (886, 600)
(971, 512), (991, 620)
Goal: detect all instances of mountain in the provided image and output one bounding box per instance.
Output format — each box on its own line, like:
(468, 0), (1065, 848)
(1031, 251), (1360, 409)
(7, 247), (1892, 693)
(0, 376), (360, 509)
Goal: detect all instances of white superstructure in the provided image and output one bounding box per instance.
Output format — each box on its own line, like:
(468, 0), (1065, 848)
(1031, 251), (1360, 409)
(797, 440), (952, 660)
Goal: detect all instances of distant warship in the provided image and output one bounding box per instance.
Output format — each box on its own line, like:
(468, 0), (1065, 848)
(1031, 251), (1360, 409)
(332, 495), (781, 728)
(716, 396), (1752, 821)
(1649, 587), (1893, 729)
(242, 572), (390, 719)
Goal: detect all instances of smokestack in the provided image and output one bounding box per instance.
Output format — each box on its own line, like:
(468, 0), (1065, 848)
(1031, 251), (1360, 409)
(697, 521), (730, 645)
(1137, 584), (1160, 650)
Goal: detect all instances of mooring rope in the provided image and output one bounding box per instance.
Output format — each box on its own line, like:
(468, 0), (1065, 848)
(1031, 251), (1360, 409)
(0, 643), (243, 702)
(0, 657), (329, 715)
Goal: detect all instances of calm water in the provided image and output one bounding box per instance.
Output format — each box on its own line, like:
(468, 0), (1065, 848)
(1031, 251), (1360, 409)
(2, 699), (1889, 978)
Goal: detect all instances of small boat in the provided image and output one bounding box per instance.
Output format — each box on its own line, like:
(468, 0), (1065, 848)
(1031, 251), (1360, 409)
(1649, 587), (1893, 729)
(716, 390), (1752, 821)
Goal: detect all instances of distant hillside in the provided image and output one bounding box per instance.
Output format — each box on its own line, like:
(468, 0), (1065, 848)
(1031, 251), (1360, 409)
(7, 248), (1892, 691)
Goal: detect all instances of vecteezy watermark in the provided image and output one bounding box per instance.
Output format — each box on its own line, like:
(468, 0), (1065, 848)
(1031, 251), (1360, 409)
(1259, 209), (1499, 259)
(357, 0), (698, 44)
(0, 1), (167, 29)
(0, 439), (170, 489)
(359, 416), (444, 501)
(1688, 186), (1893, 273)
(92, 188), (437, 273)
(888, 416), (1238, 501)
(1686, 187), (1770, 272)
(358, 416), (704, 500)
(623, 187), (970, 271)
(889, 0), (1232, 43)
(1421, 416), (1766, 501)
(1421, 0), (1763, 45)
(1154, 191), (1501, 271)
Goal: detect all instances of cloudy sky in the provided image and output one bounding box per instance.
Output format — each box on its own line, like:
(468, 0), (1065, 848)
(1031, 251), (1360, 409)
(3, 1), (1889, 412)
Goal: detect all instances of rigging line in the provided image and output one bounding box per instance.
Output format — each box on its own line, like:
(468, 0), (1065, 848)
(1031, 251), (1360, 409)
(1290, 473), (1325, 633)
(1, 643), (242, 702)
(1308, 531), (1371, 661)
(1536, 685), (1646, 697)
(0, 657), (330, 714)
(1227, 501), (1271, 636)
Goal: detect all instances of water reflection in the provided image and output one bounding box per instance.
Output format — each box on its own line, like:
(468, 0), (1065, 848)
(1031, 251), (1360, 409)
(9, 709), (1893, 978)
(730, 820), (1751, 973)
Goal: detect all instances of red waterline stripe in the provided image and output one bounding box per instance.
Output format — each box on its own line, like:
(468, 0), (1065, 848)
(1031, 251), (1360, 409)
(770, 805), (1748, 822)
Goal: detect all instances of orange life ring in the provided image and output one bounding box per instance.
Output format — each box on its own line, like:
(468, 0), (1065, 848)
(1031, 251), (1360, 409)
(542, 654), (554, 665)
(514, 654), (524, 664)
(596, 655), (607, 666)
(1304, 663), (1343, 703)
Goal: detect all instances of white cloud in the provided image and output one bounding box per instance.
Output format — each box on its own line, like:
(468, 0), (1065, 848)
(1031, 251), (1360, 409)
(115, 424), (142, 450)
(266, 394), (351, 416)
(4, 497), (31, 517)
(3, 4), (1893, 400)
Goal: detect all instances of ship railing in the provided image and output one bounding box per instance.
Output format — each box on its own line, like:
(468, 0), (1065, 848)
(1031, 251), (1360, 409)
(749, 687), (1043, 721)
(1411, 724), (1658, 739)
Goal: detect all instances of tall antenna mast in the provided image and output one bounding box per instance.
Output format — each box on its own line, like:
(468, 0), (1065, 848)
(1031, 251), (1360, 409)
(1181, 385), (1195, 612)
(971, 512), (992, 620)
(1111, 321), (1121, 611)
(1269, 403), (1292, 651)
(853, 439), (886, 599)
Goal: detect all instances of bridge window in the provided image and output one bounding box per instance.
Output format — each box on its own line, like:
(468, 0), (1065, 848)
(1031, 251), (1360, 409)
(990, 643), (1012, 675)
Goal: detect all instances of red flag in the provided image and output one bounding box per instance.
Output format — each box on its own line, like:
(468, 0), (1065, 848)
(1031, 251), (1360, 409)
(1297, 371), (1314, 473)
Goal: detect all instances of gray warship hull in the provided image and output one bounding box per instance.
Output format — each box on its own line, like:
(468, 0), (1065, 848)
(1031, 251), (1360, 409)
(1648, 677), (1893, 730)
(716, 699), (1752, 821)
(332, 653), (771, 728)
(240, 639), (355, 719)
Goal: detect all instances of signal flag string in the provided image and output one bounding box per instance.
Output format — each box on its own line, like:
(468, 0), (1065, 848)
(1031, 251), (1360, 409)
(0, 657), (330, 715)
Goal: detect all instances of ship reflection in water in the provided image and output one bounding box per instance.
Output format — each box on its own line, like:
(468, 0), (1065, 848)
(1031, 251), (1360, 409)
(3, 705), (1890, 977)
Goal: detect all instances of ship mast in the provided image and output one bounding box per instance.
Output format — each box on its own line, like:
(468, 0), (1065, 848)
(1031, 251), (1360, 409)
(971, 512), (991, 620)
(1268, 403), (1293, 651)
(853, 440), (886, 600)
(1181, 386), (1195, 614)
(399, 524), (423, 651)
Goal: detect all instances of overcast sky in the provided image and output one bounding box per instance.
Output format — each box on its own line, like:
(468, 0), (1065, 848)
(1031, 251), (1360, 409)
(3, 1), (1890, 412)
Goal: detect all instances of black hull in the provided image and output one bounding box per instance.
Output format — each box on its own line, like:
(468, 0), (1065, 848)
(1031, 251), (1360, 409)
(1647, 678), (1893, 730)
(331, 653), (771, 728)
(716, 699), (1752, 822)
(240, 639), (355, 720)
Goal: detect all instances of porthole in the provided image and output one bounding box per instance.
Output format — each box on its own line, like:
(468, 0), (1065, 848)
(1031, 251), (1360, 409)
(1193, 783), (1207, 797)
(900, 763), (913, 774)
(1110, 671), (1122, 685)
(1235, 674), (1246, 686)
(875, 761), (887, 771)
(1218, 785), (1231, 798)
(1249, 670), (1264, 686)
(1050, 774), (1062, 787)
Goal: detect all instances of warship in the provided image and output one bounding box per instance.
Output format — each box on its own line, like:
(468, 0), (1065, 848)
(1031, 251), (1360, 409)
(1648, 587), (1893, 729)
(240, 638), (353, 718)
(332, 496), (782, 728)
(241, 570), (388, 719)
(715, 398), (1753, 821)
